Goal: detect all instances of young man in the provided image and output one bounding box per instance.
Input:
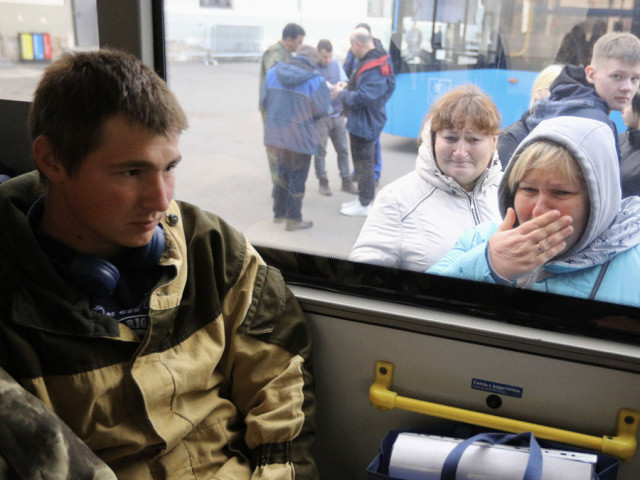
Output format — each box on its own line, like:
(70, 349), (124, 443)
(313, 39), (356, 196)
(261, 45), (330, 231)
(511, 32), (640, 163)
(334, 27), (395, 216)
(0, 49), (317, 480)
(259, 23), (306, 185)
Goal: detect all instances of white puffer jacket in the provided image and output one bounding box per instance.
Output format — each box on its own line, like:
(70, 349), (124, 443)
(349, 120), (503, 271)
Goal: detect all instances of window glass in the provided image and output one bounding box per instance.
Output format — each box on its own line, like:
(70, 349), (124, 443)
(0, 0), (98, 102)
(367, 0), (387, 17)
(161, 0), (640, 342)
(0, 0), (97, 179)
(200, 0), (232, 7)
(6, 0), (640, 343)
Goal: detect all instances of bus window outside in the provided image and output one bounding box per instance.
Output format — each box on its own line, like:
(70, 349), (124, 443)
(163, 0), (640, 340)
(2, 0), (640, 341)
(0, 0), (98, 102)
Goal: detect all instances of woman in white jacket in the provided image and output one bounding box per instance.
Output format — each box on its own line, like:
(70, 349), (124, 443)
(349, 84), (503, 271)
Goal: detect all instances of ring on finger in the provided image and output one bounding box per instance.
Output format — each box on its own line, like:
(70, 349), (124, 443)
(536, 242), (545, 253)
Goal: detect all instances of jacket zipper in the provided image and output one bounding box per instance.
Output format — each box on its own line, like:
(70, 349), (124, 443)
(468, 194), (481, 224)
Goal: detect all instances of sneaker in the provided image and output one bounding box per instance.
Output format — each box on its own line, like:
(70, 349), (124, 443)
(285, 219), (314, 231)
(341, 199), (360, 209)
(341, 178), (358, 194)
(319, 178), (332, 196)
(273, 216), (285, 224)
(340, 202), (370, 216)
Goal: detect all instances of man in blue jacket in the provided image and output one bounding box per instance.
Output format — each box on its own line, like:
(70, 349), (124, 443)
(335, 27), (395, 216)
(343, 23), (388, 189)
(259, 23), (306, 186)
(260, 45), (330, 231)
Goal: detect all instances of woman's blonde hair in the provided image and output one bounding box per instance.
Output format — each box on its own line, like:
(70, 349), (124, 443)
(529, 64), (563, 112)
(507, 140), (586, 193)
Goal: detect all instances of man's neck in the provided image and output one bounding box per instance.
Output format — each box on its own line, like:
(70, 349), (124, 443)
(359, 46), (378, 60)
(39, 192), (121, 258)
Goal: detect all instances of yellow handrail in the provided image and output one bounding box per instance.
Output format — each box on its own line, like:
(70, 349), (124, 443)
(369, 361), (639, 461)
(509, 0), (533, 58)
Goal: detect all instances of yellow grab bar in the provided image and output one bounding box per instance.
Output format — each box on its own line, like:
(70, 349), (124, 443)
(369, 361), (639, 461)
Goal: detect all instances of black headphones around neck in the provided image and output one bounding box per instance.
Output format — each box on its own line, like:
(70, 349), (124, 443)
(41, 225), (166, 298)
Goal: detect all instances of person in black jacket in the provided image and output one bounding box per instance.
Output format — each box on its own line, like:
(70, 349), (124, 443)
(343, 23), (387, 187)
(499, 32), (640, 165)
(619, 91), (640, 198)
(555, 23), (588, 66)
(497, 64), (563, 168)
(334, 27), (395, 216)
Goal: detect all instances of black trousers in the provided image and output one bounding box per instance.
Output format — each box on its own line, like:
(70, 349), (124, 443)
(349, 133), (376, 206)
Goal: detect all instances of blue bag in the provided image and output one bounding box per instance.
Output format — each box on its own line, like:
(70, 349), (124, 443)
(441, 432), (542, 480)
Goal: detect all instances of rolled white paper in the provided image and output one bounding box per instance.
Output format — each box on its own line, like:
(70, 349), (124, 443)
(388, 433), (597, 480)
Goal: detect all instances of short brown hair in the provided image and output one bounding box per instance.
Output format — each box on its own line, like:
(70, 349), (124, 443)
(317, 39), (333, 53)
(30, 49), (188, 181)
(426, 84), (501, 136)
(296, 44), (320, 67)
(591, 32), (640, 66)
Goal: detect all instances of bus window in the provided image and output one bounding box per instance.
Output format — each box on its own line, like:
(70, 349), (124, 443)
(386, 0), (637, 138)
(158, 0), (640, 344)
(0, 0), (98, 102)
(0, 1), (98, 178)
(4, 0), (638, 345)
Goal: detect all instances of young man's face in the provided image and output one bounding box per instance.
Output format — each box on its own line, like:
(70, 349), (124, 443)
(318, 48), (332, 67)
(585, 58), (640, 111)
(283, 35), (304, 53)
(43, 115), (181, 257)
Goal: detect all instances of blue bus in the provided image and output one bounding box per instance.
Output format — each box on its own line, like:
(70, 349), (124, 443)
(385, 0), (638, 138)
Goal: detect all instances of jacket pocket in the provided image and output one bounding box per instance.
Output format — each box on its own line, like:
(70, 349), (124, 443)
(238, 265), (285, 337)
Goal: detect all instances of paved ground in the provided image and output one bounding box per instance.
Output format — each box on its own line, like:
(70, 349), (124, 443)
(1, 59), (419, 258)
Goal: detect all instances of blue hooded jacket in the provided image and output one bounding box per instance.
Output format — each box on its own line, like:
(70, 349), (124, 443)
(260, 56), (330, 155)
(429, 116), (640, 305)
(340, 48), (395, 141)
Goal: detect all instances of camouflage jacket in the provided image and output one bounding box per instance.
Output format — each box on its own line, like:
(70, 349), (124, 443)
(0, 172), (317, 479)
(0, 366), (116, 479)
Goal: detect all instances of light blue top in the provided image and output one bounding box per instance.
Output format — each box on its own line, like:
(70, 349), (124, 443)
(429, 116), (640, 306)
(315, 59), (348, 117)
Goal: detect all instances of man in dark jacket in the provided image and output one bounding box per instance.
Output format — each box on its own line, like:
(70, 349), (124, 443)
(343, 23), (387, 186)
(335, 27), (395, 216)
(499, 32), (640, 164)
(619, 91), (640, 197)
(342, 23), (385, 79)
(260, 45), (330, 231)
